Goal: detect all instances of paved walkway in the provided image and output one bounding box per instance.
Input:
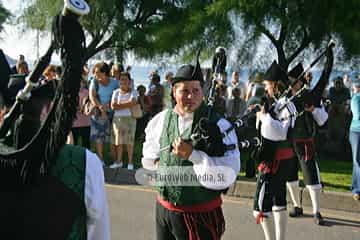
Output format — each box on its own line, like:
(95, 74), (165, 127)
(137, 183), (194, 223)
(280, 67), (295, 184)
(104, 168), (360, 214)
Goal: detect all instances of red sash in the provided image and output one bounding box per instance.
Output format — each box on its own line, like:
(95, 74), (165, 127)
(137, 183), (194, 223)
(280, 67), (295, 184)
(157, 194), (222, 213)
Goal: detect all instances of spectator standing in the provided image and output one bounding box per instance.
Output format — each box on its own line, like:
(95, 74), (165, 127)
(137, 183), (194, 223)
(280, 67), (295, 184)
(213, 84), (227, 116)
(89, 62), (118, 163)
(110, 72), (137, 170)
(135, 85), (152, 140)
(72, 79), (91, 148)
(227, 71), (246, 99)
(109, 63), (126, 161)
(148, 72), (164, 117)
(163, 71), (174, 109)
(226, 87), (246, 122)
(110, 63), (124, 81)
(327, 77), (351, 155)
(11, 54), (28, 74)
(328, 77), (351, 104)
(349, 81), (360, 201)
(343, 74), (352, 90)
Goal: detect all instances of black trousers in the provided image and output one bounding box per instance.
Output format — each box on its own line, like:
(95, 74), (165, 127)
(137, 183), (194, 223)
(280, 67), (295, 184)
(287, 141), (321, 186)
(156, 202), (223, 240)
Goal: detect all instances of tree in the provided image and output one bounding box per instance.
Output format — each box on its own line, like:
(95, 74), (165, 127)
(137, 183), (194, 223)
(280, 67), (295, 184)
(20, 0), (228, 63)
(0, 3), (11, 33)
(199, 0), (360, 70)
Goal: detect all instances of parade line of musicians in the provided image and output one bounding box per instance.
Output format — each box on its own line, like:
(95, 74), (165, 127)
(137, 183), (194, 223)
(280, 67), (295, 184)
(2, 42), (360, 240)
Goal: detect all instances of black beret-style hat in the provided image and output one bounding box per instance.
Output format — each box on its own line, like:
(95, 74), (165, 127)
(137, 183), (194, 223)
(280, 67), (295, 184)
(171, 51), (204, 86)
(263, 61), (287, 84)
(171, 64), (204, 86)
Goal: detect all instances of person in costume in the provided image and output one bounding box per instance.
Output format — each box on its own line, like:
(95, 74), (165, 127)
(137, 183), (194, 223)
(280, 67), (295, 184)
(0, 1), (110, 239)
(253, 61), (297, 240)
(141, 58), (240, 240)
(286, 46), (334, 225)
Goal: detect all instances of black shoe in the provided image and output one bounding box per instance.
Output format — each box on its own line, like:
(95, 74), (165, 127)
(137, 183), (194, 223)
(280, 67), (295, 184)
(289, 207), (303, 217)
(314, 212), (325, 225)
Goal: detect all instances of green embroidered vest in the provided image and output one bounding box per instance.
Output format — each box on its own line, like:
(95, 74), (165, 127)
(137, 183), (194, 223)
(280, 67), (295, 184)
(158, 106), (222, 206)
(50, 145), (87, 240)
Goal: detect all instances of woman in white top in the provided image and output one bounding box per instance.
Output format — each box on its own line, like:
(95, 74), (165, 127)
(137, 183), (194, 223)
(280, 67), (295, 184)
(110, 72), (138, 170)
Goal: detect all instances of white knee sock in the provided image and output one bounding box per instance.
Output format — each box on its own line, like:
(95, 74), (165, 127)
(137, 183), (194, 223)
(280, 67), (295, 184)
(273, 209), (287, 240)
(307, 184), (322, 214)
(287, 181), (301, 207)
(253, 211), (275, 240)
(261, 215), (275, 240)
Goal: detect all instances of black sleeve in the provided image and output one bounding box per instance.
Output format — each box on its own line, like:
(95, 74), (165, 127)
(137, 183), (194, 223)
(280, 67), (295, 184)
(310, 47), (334, 107)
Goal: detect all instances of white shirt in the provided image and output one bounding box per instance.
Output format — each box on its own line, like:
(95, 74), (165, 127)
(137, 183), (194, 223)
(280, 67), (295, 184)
(227, 82), (246, 99)
(259, 97), (297, 141)
(111, 89), (138, 117)
(312, 104), (328, 126)
(141, 109), (240, 190)
(85, 150), (111, 240)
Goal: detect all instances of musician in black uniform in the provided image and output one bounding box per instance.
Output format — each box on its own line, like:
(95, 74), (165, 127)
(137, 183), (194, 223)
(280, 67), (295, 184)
(253, 61), (297, 240)
(286, 46), (333, 225)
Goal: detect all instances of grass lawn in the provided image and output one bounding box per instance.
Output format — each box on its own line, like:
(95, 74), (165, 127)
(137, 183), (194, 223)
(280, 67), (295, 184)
(239, 150), (353, 193)
(96, 140), (353, 193)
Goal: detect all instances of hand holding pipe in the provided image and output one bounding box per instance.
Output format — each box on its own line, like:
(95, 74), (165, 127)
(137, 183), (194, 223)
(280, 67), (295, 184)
(233, 104), (262, 128)
(279, 99), (332, 121)
(238, 137), (261, 150)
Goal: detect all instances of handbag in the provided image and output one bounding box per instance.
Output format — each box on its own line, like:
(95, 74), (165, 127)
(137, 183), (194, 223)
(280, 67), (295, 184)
(130, 103), (143, 119)
(80, 96), (98, 116)
(80, 79), (100, 116)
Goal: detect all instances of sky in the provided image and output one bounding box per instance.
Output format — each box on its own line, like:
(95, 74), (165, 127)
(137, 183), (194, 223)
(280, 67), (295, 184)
(0, 0), (55, 64)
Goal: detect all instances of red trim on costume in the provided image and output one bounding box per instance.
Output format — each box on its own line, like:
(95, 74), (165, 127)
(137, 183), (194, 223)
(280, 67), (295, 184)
(257, 147), (294, 174)
(256, 211), (266, 224)
(294, 137), (315, 161)
(157, 194), (222, 213)
(258, 162), (271, 173)
(274, 147), (294, 160)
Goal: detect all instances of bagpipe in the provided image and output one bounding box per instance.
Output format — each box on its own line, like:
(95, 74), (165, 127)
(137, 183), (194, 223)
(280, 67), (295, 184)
(225, 40), (335, 153)
(279, 99), (332, 121)
(188, 48), (261, 154)
(0, 0), (89, 187)
(274, 40), (335, 114)
(233, 39), (335, 129)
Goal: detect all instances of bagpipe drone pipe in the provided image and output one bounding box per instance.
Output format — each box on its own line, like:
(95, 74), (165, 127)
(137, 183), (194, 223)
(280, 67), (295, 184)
(275, 40), (335, 114)
(0, 0), (89, 188)
(0, 1), (90, 239)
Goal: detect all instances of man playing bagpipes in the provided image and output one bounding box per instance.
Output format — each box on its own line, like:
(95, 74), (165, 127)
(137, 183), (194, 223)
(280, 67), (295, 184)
(0, 1), (110, 239)
(286, 43), (334, 225)
(141, 54), (240, 240)
(252, 61), (297, 240)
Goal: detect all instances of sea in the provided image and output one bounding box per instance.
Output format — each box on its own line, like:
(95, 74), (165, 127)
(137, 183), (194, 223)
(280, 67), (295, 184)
(123, 65), (356, 90)
(11, 59), (358, 90)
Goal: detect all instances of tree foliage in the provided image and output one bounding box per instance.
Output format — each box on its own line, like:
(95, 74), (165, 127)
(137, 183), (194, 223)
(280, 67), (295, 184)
(19, 0), (360, 69)
(0, 3), (11, 33)
(201, 0), (360, 70)
(20, 0), (233, 63)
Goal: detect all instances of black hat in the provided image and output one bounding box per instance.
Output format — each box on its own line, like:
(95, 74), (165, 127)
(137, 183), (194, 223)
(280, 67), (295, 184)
(171, 61), (203, 86)
(263, 61), (287, 83)
(287, 63), (305, 85)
